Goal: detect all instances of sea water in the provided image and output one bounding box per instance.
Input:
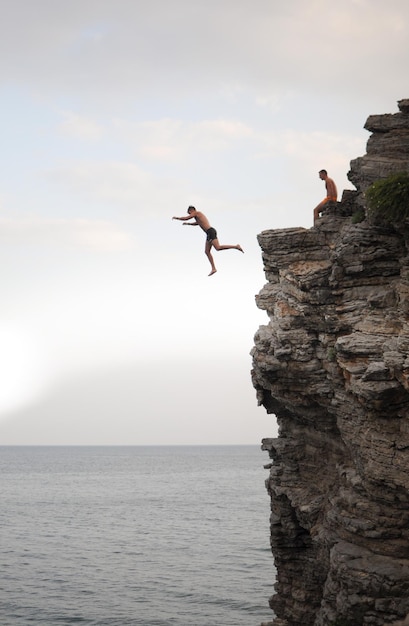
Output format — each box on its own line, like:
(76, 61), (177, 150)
(1, 445), (274, 626)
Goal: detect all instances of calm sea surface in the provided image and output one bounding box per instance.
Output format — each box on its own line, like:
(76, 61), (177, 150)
(1, 445), (274, 626)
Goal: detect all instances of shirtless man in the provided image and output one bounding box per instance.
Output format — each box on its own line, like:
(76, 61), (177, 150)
(172, 206), (243, 276)
(313, 169), (338, 225)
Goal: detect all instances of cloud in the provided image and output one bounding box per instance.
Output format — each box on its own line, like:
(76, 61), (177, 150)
(278, 129), (365, 170)
(0, 216), (133, 252)
(113, 115), (362, 175)
(41, 117), (366, 219)
(113, 117), (254, 162)
(58, 111), (104, 140)
(0, 1), (408, 106)
(44, 160), (188, 213)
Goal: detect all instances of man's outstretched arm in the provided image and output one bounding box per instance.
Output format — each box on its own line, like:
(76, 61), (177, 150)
(172, 215), (194, 221)
(172, 215), (198, 225)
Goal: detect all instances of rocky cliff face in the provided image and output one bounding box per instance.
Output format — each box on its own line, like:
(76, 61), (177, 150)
(252, 100), (409, 626)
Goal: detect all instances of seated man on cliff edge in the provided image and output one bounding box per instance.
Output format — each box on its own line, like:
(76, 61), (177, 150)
(313, 169), (338, 225)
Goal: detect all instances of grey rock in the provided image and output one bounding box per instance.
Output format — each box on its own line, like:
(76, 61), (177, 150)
(254, 100), (409, 626)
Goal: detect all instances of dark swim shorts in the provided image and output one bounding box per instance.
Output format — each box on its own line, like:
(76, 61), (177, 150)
(206, 227), (217, 242)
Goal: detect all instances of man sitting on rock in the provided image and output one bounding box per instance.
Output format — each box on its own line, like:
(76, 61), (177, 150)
(313, 169), (338, 225)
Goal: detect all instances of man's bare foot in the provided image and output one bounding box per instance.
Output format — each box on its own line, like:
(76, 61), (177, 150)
(236, 244), (244, 253)
(208, 269), (217, 276)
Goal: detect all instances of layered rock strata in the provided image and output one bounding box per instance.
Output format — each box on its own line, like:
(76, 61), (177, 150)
(252, 100), (409, 626)
(349, 98), (409, 204)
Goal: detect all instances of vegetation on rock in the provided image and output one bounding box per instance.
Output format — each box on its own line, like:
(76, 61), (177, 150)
(366, 171), (409, 223)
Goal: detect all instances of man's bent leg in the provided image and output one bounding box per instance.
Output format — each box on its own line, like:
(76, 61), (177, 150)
(212, 238), (243, 252)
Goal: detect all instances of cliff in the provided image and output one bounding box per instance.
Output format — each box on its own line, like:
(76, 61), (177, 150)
(252, 100), (409, 626)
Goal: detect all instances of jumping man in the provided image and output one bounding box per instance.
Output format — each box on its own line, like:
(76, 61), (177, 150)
(172, 206), (244, 276)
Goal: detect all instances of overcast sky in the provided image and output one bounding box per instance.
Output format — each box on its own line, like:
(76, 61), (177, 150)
(0, 0), (408, 445)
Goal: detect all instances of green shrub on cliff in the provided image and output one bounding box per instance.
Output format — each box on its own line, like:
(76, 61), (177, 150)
(366, 171), (409, 224)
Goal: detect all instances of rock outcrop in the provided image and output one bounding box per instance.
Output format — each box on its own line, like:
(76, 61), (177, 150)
(252, 100), (409, 626)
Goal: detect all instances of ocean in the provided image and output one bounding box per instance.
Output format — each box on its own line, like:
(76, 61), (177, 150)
(1, 445), (274, 626)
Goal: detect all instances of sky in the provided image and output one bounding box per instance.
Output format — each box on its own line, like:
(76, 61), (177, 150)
(0, 0), (408, 445)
